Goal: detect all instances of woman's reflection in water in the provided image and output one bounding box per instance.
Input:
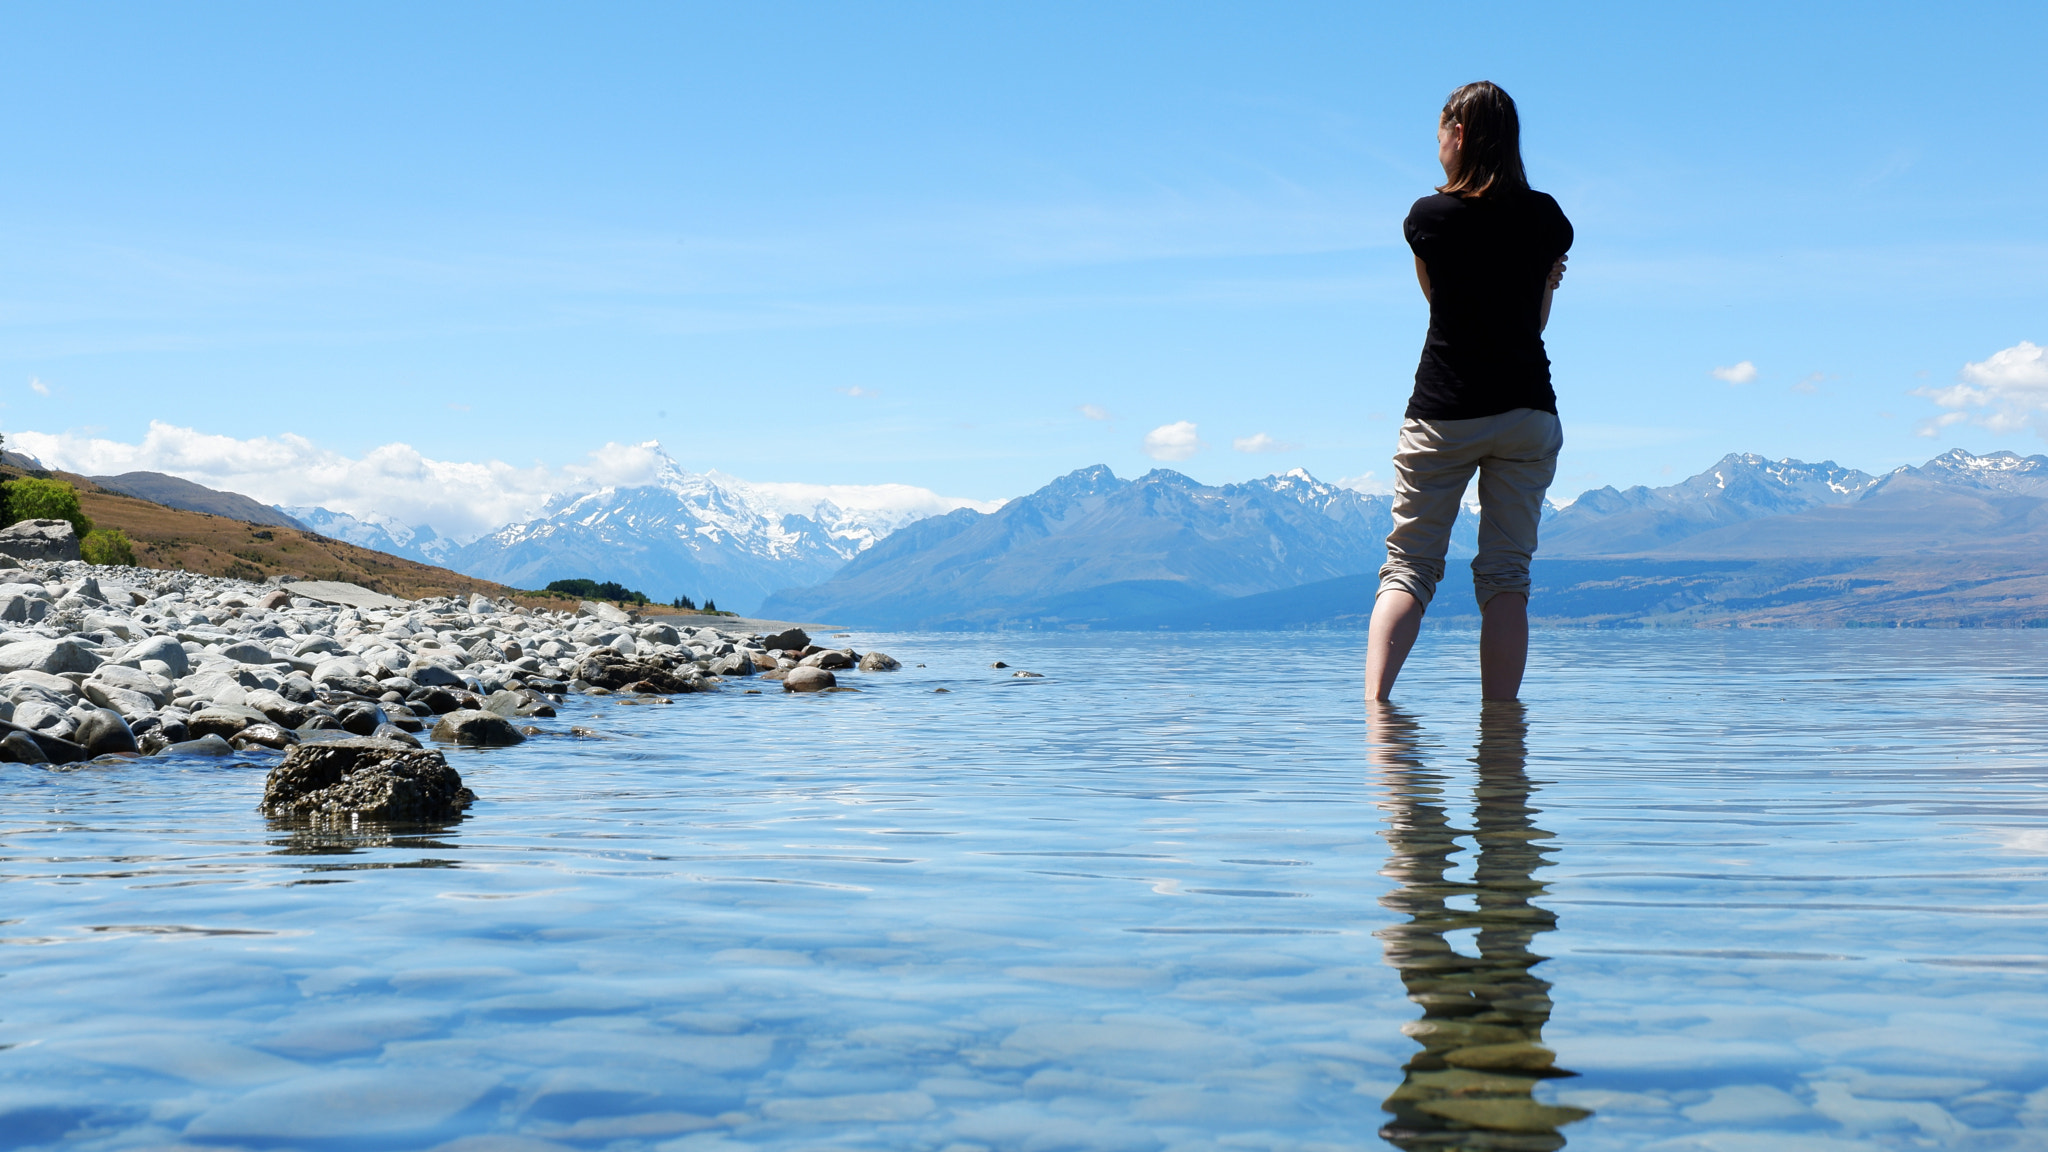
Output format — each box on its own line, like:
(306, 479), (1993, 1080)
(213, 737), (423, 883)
(1368, 701), (1591, 1150)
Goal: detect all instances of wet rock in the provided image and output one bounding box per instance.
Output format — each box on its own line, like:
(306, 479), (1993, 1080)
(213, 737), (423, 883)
(371, 723), (422, 748)
(0, 719), (90, 764)
(334, 702), (388, 737)
(709, 651), (755, 677)
(232, 723), (299, 750)
(166, 734), (236, 757)
(188, 707), (258, 740)
(857, 651), (901, 672)
(760, 628), (809, 652)
(259, 739), (476, 823)
(410, 664), (463, 688)
(990, 661), (1009, 669)
(1012, 670), (1044, 678)
(73, 708), (138, 757)
(0, 730), (48, 763)
(800, 649), (855, 670)
(481, 689), (526, 718)
(429, 708), (526, 747)
(783, 666), (836, 693)
(409, 687), (463, 715)
(278, 675), (319, 704)
(0, 519), (81, 562)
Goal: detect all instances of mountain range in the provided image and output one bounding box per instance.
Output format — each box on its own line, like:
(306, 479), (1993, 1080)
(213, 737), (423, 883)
(765, 448), (2048, 629)
(68, 445), (2048, 628)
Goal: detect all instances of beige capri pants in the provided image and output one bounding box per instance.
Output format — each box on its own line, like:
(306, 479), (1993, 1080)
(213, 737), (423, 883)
(1376, 407), (1563, 610)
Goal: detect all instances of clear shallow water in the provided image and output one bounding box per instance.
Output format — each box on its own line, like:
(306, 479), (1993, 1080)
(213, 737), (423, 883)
(3, 630), (2047, 1152)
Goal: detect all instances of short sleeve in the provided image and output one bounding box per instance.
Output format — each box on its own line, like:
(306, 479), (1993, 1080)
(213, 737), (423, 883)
(1404, 196), (1444, 261)
(1543, 194), (1573, 259)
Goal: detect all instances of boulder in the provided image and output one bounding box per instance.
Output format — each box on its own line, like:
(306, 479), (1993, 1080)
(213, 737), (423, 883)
(278, 675), (319, 704)
(578, 600), (632, 624)
(85, 683), (158, 719)
(219, 641), (280, 665)
(10, 700), (73, 737)
(166, 733), (236, 757)
(243, 688), (311, 729)
(800, 649), (856, 670)
(857, 651), (902, 672)
(125, 635), (190, 677)
(0, 519), (80, 562)
(259, 589), (293, 610)
(760, 628), (810, 652)
(72, 708), (138, 757)
(0, 638), (104, 676)
(409, 687), (464, 715)
(0, 730), (49, 763)
(481, 689), (526, 718)
(429, 709), (526, 747)
(783, 666), (836, 693)
(371, 723), (422, 748)
(188, 706), (266, 740)
(334, 702), (387, 736)
(0, 718), (88, 763)
(310, 656), (368, 685)
(708, 651), (756, 677)
(292, 635), (343, 658)
(259, 738), (476, 823)
(232, 723), (299, 750)
(4, 669), (84, 702)
(409, 663), (463, 688)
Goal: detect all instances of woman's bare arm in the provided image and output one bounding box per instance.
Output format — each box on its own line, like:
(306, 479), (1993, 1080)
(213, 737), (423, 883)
(1414, 255), (1432, 303)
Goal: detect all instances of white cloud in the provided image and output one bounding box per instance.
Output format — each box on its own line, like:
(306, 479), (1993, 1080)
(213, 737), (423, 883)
(1335, 471), (1393, 495)
(838, 386), (879, 398)
(1078, 404), (1111, 421)
(1142, 420), (1203, 461)
(1914, 341), (2048, 438)
(27, 377), (49, 396)
(709, 472), (1004, 531)
(1711, 361), (1758, 385)
(1232, 432), (1299, 454)
(14, 422), (1001, 544)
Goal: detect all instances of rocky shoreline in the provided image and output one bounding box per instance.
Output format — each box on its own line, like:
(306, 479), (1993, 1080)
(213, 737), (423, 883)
(0, 554), (898, 798)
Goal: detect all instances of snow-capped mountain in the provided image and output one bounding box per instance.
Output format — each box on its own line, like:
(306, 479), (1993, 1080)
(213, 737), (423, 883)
(1541, 452), (1882, 555)
(760, 464), (1414, 629)
(449, 450), (996, 613)
(280, 506), (461, 566)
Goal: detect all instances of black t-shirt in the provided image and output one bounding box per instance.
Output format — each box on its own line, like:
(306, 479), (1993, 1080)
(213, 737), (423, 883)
(1403, 189), (1573, 420)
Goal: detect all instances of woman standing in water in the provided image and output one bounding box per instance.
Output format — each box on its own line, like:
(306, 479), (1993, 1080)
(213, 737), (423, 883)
(1366, 81), (1572, 702)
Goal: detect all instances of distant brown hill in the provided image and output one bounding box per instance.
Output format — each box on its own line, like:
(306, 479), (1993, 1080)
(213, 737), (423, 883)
(89, 470), (308, 531)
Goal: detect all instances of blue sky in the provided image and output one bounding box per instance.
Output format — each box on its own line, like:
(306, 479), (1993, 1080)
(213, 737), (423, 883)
(4, 1), (2044, 522)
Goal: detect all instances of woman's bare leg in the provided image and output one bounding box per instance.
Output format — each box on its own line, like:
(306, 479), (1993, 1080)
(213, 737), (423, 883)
(1366, 591), (1426, 700)
(1479, 592), (1529, 701)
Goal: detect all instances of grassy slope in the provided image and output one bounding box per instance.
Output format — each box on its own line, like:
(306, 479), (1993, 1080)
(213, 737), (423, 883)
(15, 468), (709, 616)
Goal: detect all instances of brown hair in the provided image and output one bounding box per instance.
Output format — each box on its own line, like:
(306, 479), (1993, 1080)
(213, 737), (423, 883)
(1437, 81), (1529, 198)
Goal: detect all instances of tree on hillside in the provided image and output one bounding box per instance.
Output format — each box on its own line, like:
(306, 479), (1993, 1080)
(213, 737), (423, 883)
(2, 477), (93, 539)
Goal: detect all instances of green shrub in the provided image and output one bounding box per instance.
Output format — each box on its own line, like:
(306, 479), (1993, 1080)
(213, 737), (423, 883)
(81, 528), (137, 567)
(543, 577), (650, 605)
(2, 477), (92, 538)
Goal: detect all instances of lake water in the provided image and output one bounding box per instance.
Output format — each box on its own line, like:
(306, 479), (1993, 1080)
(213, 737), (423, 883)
(4, 630), (2047, 1151)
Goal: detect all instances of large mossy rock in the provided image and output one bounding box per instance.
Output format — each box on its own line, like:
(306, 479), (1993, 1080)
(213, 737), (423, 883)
(259, 737), (476, 823)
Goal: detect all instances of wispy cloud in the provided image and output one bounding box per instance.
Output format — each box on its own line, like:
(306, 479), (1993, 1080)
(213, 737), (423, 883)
(16, 423), (1001, 543)
(1142, 420), (1203, 461)
(1232, 432), (1298, 454)
(1335, 471), (1392, 495)
(1914, 340), (2048, 438)
(1078, 404), (1111, 421)
(1711, 361), (1758, 385)
(837, 386), (879, 398)
(27, 377), (49, 396)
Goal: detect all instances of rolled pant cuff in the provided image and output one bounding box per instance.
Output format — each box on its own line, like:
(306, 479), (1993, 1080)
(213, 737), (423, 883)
(1472, 578), (1531, 610)
(1378, 566), (1441, 609)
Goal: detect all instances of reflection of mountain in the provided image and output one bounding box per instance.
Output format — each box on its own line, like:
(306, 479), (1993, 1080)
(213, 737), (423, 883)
(1370, 703), (1590, 1149)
